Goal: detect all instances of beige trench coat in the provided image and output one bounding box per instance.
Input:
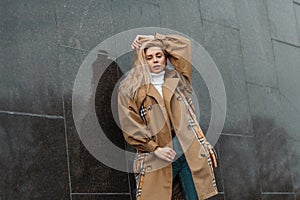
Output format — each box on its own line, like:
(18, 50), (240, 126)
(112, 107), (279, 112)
(118, 33), (218, 200)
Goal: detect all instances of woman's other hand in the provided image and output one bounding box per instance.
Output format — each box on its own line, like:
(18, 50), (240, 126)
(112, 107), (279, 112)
(154, 147), (176, 162)
(131, 35), (154, 50)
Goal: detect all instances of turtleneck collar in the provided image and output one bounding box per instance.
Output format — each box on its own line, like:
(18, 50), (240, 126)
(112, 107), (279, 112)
(150, 70), (165, 85)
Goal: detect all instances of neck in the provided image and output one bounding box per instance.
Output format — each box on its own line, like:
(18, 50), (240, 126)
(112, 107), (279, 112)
(150, 70), (165, 85)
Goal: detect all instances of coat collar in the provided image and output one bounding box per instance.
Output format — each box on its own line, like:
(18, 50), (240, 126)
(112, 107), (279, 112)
(136, 69), (180, 107)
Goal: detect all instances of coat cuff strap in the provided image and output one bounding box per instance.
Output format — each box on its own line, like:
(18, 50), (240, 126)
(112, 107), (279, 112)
(146, 140), (159, 152)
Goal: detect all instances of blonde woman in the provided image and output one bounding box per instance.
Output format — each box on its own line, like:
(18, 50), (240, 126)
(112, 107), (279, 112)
(118, 33), (218, 200)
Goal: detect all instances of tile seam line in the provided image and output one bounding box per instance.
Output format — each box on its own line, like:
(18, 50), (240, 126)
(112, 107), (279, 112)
(221, 132), (253, 137)
(202, 18), (239, 31)
(235, 6), (254, 137)
(59, 44), (92, 53)
(0, 110), (63, 119)
(294, 1), (300, 6)
(197, 0), (204, 29)
(246, 80), (279, 90)
(271, 38), (300, 48)
(262, 192), (295, 194)
(61, 94), (73, 199)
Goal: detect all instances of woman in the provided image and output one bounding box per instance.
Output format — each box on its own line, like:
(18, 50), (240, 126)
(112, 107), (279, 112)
(118, 33), (218, 200)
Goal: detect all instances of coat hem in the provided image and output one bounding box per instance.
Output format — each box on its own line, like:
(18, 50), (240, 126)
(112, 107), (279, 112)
(200, 190), (218, 200)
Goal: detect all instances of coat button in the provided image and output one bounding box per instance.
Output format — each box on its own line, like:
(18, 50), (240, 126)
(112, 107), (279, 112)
(200, 153), (206, 157)
(148, 105), (152, 110)
(177, 96), (182, 101)
(146, 165), (152, 171)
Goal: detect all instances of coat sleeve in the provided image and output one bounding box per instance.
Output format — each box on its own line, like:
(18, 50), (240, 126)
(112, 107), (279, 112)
(118, 92), (159, 152)
(155, 33), (192, 83)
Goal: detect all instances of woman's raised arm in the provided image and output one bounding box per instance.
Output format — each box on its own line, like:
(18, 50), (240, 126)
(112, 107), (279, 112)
(155, 33), (192, 83)
(130, 33), (192, 83)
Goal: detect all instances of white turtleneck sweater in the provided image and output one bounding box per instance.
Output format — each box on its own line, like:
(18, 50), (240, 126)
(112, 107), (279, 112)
(150, 70), (165, 98)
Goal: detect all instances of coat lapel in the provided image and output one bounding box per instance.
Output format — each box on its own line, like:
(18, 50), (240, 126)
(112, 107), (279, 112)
(147, 84), (164, 106)
(162, 78), (179, 104)
(163, 69), (180, 104)
(136, 69), (180, 108)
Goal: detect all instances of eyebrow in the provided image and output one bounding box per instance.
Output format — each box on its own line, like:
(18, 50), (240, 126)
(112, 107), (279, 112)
(146, 52), (163, 57)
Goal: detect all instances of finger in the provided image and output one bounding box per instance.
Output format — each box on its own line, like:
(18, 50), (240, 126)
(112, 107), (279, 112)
(165, 156), (173, 162)
(166, 153), (175, 160)
(168, 149), (176, 156)
(135, 35), (142, 42)
(167, 152), (175, 159)
(132, 42), (140, 48)
(171, 149), (176, 155)
(134, 38), (142, 44)
(131, 43), (139, 50)
(133, 41), (141, 47)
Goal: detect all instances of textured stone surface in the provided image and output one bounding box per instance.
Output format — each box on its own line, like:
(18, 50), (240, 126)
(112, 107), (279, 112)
(159, 0), (204, 43)
(111, 0), (161, 34)
(281, 96), (300, 155)
(55, 0), (113, 50)
(0, 0), (62, 115)
(266, 0), (299, 45)
(235, 0), (277, 87)
(247, 83), (294, 192)
(273, 40), (300, 141)
(199, 0), (238, 28)
(202, 20), (252, 135)
(247, 83), (283, 129)
(296, 3), (300, 46)
(290, 154), (300, 195)
(282, 96), (300, 195)
(1, 0), (300, 199)
(59, 47), (129, 193)
(218, 135), (260, 200)
(261, 194), (295, 200)
(0, 113), (69, 199)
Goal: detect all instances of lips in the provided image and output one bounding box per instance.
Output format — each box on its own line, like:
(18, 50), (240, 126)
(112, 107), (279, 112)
(153, 65), (161, 69)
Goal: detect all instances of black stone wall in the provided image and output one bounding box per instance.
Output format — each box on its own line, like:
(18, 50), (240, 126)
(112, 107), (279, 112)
(0, 0), (299, 199)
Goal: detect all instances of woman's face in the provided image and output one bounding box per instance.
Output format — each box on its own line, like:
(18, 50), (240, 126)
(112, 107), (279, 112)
(145, 47), (167, 74)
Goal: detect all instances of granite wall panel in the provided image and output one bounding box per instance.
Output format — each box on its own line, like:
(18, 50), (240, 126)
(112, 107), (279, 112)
(1, 0), (299, 199)
(0, 113), (69, 199)
(0, 0), (62, 115)
(199, 0), (238, 28)
(266, 0), (299, 45)
(235, 0), (278, 87)
(202, 20), (252, 135)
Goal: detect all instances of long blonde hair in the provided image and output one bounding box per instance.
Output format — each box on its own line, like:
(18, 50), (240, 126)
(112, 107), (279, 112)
(119, 39), (168, 100)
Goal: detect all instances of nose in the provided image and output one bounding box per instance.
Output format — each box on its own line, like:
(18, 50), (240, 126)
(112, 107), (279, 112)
(153, 56), (158, 62)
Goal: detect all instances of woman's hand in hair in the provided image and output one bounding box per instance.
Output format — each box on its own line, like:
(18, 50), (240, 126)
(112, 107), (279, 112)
(154, 147), (176, 162)
(131, 35), (155, 50)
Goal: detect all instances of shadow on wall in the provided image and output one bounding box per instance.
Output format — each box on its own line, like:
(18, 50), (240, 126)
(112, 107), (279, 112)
(251, 116), (294, 192)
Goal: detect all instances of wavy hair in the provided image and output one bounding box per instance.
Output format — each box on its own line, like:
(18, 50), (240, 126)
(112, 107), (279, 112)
(119, 38), (168, 100)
